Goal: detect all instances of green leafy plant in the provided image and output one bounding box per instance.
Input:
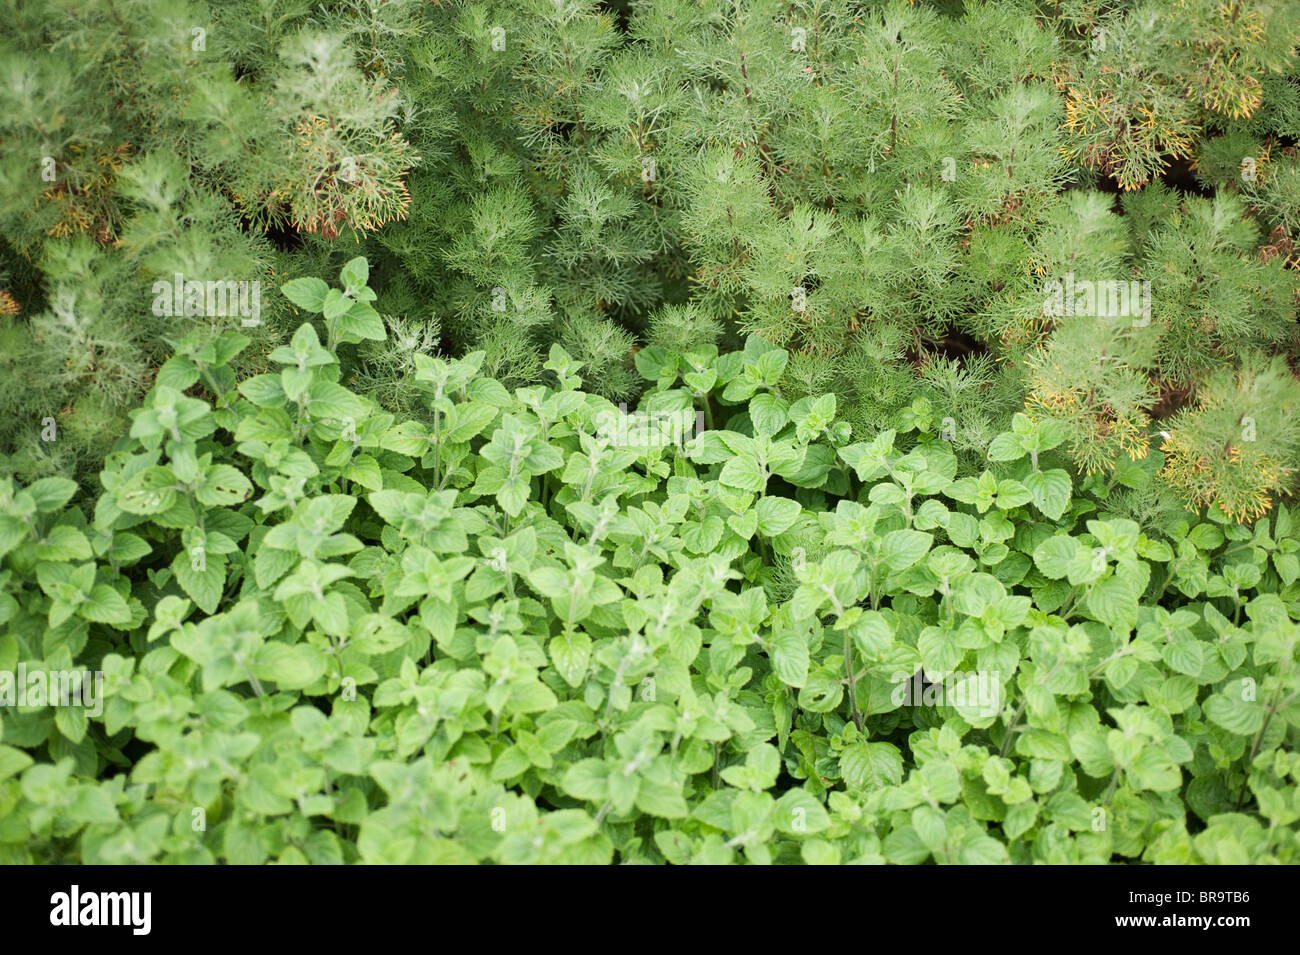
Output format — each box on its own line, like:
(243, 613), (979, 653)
(1, 271), (1297, 864)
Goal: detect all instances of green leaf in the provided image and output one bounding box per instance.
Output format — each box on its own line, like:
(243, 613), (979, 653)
(769, 629), (809, 687)
(197, 465), (252, 507)
(987, 432), (1026, 462)
(719, 455), (765, 494)
(1033, 535), (1078, 579)
(748, 393), (789, 438)
(549, 632), (591, 687)
(1162, 635), (1204, 678)
(254, 642), (328, 690)
(36, 526), (93, 562)
(635, 775), (689, 819)
(81, 585), (131, 625)
(756, 496), (801, 536)
(26, 477), (79, 513)
(281, 277), (330, 312)
(838, 430), (895, 482)
(1204, 691), (1265, 736)
(562, 759), (608, 802)
(774, 789), (830, 835)
(322, 289), (350, 321)
(336, 301), (386, 343)
(880, 529), (932, 571)
(172, 550), (226, 614)
(840, 741), (904, 790)
(0, 745), (33, 783)
(340, 257), (369, 290)
(1023, 469), (1071, 521)
(1086, 574), (1139, 632)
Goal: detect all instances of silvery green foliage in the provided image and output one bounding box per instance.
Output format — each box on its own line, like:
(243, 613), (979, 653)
(0, 263), (1297, 864)
(6, 0), (1300, 514)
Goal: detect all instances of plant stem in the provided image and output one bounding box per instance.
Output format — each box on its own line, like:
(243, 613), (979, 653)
(844, 627), (863, 732)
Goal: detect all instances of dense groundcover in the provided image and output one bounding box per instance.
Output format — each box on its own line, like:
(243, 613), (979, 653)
(2, 0), (1300, 863)
(0, 259), (1296, 863)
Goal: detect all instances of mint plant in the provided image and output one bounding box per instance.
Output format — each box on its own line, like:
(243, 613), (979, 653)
(1, 263), (1296, 863)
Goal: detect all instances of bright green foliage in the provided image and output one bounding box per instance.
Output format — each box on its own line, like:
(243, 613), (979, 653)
(0, 266), (1297, 864)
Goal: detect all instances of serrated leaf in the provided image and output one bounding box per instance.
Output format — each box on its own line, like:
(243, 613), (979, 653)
(987, 432), (1025, 462)
(1024, 469), (1071, 521)
(549, 632), (591, 687)
(769, 629), (809, 687)
(840, 741), (904, 790)
(756, 496), (801, 536)
(1204, 692), (1264, 736)
(880, 529), (931, 571)
(172, 550), (226, 614)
